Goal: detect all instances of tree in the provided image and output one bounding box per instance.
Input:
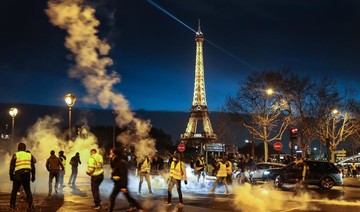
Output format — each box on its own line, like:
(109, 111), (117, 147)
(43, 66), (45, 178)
(226, 70), (291, 162)
(282, 73), (317, 158)
(314, 81), (359, 161)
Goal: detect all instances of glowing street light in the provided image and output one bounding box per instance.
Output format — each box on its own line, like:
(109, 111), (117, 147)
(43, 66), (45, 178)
(9, 107), (18, 153)
(332, 109), (339, 115)
(65, 94), (76, 140)
(266, 88), (274, 96)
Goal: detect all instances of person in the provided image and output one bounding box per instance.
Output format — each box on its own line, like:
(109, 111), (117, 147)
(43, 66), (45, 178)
(293, 158), (309, 196)
(9, 143), (36, 210)
(68, 152), (81, 186)
(46, 150), (64, 197)
(195, 155), (206, 184)
(351, 163), (357, 178)
(86, 149), (104, 209)
(108, 148), (143, 212)
(209, 157), (229, 195)
(58, 150), (66, 190)
(137, 155), (153, 194)
(165, 153), (187, 208)
(225, 158), (233, 184)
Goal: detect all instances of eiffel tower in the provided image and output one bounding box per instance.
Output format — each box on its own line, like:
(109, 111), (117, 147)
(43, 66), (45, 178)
(180, 21), (217, 149)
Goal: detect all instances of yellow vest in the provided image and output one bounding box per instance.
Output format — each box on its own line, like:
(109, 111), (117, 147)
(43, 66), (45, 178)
(15, 151), (32, 171)
(170, 161), (187, 180)
(217, 162), (227, 177)
(195, 159), (204, 171)
(140, 159), (151, 173)
(86, 153), (104, 176)
(226, 161), (232, 175)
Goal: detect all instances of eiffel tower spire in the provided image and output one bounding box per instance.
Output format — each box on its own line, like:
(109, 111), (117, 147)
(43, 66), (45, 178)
(181, 21), (217, 147)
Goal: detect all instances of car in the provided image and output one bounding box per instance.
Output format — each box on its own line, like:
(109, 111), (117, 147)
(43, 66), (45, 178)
(232, 162), (285, 184)
(265, 160), (343, 189)
(248, 162), (286, 182)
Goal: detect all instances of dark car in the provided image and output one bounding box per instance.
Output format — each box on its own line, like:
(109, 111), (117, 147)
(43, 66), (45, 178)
(264, 160), (343, 189)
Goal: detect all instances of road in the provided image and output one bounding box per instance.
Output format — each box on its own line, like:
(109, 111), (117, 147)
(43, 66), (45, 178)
(0, 176), (360, 211)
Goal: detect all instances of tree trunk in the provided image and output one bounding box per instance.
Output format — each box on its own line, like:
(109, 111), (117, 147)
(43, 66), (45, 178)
(264, 141), (268, 162)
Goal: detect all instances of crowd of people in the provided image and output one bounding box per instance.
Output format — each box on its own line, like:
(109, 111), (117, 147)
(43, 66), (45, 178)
(8, 143), (192, 211)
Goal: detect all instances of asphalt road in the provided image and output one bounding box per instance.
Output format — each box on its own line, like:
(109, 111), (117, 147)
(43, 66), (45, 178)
(0, 176), (360, 212)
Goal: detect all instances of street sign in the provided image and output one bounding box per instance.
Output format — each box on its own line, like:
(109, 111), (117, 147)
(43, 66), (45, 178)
(273, 142), (283, 151)
(177, 143), (186, 152)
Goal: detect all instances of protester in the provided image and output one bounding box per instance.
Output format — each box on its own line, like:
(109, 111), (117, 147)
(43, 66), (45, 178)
(9, 143), (36, 210)
(293, 158), (309, 196)
(86, 149), (104, 209)
(195, 155), (206, 184)
(46, 150), (64, 197)
(209, 157), (229, 195)
(137, 155), (153, 194)
(165, 153), (187, 208)
(58, 150), (66, 190)
(107, 148), (143, 212)
(68, 152), (81, 186)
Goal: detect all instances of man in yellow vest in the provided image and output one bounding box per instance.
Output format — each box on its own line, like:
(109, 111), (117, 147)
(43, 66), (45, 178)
(86, 149), (104, 209)
(165, 153), (187, 208)
(137, 155), (153, 194)
(209, 157), (229, 195)
(195, 155), (206, 184)
(9, 142), (36, 210)
(58, 150), (66, 191)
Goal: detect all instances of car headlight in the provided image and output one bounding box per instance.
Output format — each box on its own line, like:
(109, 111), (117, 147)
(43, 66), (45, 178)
(263, 170), (270, 175)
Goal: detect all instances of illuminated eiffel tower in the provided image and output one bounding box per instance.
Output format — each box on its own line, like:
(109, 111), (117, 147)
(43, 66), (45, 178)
(180, 21), (217, 149)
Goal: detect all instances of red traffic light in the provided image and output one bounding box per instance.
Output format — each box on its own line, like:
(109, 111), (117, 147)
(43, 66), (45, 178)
(290, 128), (298, 135)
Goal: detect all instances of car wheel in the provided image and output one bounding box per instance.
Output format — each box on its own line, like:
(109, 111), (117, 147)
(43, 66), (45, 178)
(320, 177), (334, 189)
(274, 175), (284, 188)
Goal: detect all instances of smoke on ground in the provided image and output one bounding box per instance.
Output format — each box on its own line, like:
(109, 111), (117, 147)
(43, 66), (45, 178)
(45, 0), (155, 158)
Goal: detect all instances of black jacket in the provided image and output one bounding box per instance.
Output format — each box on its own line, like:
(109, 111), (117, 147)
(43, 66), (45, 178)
(110, 156), (128, 188)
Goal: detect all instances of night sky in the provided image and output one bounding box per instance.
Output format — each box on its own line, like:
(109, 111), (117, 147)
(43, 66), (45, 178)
(1, 0), (359, 112)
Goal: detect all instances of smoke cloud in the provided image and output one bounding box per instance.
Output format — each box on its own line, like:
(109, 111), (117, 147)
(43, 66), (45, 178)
(45, 0), (156, 158)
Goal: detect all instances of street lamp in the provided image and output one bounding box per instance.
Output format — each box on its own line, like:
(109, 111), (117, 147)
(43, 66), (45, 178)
(245, 139), (255, 158)
(9, 107), (18, 153)
(65, 94), (76, 140)
(266, 88), (274, 96)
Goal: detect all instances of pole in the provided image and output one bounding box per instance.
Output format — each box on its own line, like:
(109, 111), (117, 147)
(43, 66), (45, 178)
(113, 124), (115, 148)
(11, 117), (15, 153)
(68, 107), (72, 140)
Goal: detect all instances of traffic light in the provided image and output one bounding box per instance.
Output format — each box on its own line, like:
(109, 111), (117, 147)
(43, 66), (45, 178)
(290, 127), (298, 139)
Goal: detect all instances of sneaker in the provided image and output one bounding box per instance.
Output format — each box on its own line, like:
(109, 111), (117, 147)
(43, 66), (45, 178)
(178, 203), (184, 208)
(208, 190), (214, 193)
(92, 205), (101, 210)
(149, 191), (153, 194)
(164, 202), (171, 206)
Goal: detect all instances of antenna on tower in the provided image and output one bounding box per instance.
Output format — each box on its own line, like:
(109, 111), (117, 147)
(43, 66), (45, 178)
(197, 19), (202, 35)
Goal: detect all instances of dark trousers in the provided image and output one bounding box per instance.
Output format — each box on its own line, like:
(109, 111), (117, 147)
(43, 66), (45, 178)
(48, 170), (59, 194)
(68, 167), (78, 185)
(108, 182), (142, 212)
(58, 170), (65, 188)
(10, 172), (33, 208)
(91, 174), (104, 206)
(167, 177), (183, 204)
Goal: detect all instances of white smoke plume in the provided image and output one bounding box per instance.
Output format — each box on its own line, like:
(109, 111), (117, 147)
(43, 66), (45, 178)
(45, 0), (156, 158)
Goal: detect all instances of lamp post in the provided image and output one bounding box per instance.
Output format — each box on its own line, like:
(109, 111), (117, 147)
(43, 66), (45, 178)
(65, 94), (76, 140)
(245, 139), (255, 158)
(9, 107), (18, 153)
